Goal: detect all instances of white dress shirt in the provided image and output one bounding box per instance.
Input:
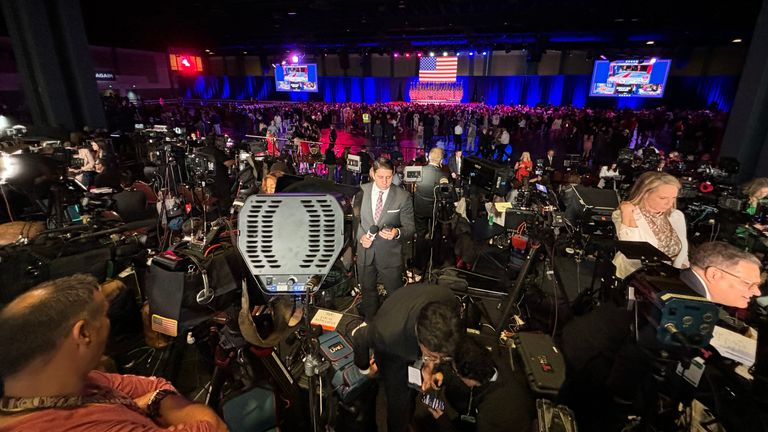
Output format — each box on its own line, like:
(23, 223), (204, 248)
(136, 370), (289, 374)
(371, 183), (390, 223)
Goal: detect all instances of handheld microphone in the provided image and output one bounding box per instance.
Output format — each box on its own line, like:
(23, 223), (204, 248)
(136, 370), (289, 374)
(366, 225), (379, 241)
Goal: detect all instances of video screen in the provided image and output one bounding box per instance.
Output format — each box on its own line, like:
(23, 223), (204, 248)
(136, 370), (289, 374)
(275, 64), (318, 92)
(590, 59), (671, 98)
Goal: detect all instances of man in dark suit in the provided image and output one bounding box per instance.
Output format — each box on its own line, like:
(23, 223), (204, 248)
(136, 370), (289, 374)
(542, 148), (559, 185)
(414, 148), (448, 234)
(352, 284), (462, 432)
(447, 149), (462, 182)
(413, 148), (449, 273)
(354, 158), (415, 320)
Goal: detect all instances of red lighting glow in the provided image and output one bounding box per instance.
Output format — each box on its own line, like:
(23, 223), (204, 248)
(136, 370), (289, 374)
(405, 52), (411, 57)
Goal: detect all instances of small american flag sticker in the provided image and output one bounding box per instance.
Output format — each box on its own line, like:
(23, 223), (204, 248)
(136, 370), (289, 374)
(152, 314), (178, 337)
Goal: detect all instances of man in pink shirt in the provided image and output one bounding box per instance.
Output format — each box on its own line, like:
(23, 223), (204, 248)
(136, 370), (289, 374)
(0, 274), (228, 432)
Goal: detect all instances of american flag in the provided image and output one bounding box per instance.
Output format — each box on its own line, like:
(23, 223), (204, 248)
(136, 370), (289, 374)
(152, 314), (178, 337)
(419, 56), (458, 82)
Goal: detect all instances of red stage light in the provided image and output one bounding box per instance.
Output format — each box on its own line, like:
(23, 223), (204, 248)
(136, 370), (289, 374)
(405, 52), (411, 57)
(417, 52), (423, 57)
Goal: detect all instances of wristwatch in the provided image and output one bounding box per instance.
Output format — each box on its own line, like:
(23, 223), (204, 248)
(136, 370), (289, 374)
(146, 389), (177, 420)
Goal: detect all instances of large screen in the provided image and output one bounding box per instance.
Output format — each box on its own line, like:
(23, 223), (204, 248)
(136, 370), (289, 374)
(275, 64), (318, 92)
(590, 59), (671, 98)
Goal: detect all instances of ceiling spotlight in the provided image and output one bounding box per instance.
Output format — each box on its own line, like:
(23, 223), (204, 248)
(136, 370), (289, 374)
(456, 52), (461, 56)
(243, 51), (248, 54)
(646, 40), (655, 45)
(429, 51), (435, 57)
(468, 51), (474, 56)
(481, 51), (487, 55)
(650, 57), (657, 64)
(287, 11), (297, 15)
(291, 55), (299, 63)
(393, 52), (399, 57)
(204, 49), (211, 52)
(417, 52), (423, 57)
(405, 52), (411, 57)
(442, 51), (448, 56)
(599, 54), (607, 60)
(732, 38), (743, 43)
(281, 60), (287, 65)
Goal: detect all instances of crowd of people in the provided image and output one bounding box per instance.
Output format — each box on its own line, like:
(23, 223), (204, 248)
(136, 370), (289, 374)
(0, 95), (763, 432)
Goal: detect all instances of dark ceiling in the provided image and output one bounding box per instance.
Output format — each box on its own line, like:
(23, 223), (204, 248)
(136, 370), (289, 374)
(74, 0), (766, 54)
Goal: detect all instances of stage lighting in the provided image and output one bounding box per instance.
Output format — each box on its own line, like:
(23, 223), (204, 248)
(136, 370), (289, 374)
(417, 52), (423, 57)
(393, 52), (399, 57)
(599, 54), (607, 60)
(405, 52), (411, 57)
(291, 54), (299, 63)
(482, 51), (487, 55)
(429, 51), (435, 57)
(650, 57), (657, 64)
(646, 40), (655, 45)
(468, 51), (474, 56)
(442, 51), (448, 56)
(281, 60), (287, 65)
(732, 38), (742, 43)
(0, 153), (20, 185)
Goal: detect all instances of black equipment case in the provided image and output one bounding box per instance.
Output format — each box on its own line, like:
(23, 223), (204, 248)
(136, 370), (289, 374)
(513, 332), (566, 398)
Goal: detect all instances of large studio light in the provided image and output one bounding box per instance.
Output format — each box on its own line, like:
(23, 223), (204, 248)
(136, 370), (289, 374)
(0, 153), (20, 184)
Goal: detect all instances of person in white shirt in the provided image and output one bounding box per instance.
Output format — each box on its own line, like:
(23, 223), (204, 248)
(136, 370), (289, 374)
(453, 123), (463, 151)
(598, 164), (620, 189)
(612, 171), (689, 278)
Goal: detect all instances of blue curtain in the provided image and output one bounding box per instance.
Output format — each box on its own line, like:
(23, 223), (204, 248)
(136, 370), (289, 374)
(178, 75), (739, 111)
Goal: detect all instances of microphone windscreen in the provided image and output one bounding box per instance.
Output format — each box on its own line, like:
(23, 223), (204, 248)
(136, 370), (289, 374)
(368, 225), (379, 234)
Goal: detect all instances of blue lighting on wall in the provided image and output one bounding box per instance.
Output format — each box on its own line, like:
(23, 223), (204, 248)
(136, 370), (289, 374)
(178, 74), (737, 111)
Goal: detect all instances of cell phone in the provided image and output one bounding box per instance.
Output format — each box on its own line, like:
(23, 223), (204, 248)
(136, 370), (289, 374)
(421, 392), (445, 412)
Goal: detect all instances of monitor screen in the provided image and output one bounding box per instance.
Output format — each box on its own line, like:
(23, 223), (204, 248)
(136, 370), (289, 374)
(535, 183), (548, 194)
(590, 59), (671, 98)
(275, 64), (318, 92)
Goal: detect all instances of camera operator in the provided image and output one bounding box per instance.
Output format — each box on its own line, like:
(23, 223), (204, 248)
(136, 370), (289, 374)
(560, 242), (763, 431)
(612, 171), (689, 279)
(194, 138), (235, 211)
(415, 338), (534, 432)
(0, 274), (228, 432)
(413, 148), (449, 273)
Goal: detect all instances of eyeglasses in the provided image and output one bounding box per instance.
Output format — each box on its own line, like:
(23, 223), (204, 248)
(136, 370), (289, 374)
(421, 353), (452, 365)
(710, 266), (762, 290)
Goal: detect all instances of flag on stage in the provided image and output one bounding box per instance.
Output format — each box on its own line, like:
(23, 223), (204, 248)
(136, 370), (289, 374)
(419, 56), (458, 82)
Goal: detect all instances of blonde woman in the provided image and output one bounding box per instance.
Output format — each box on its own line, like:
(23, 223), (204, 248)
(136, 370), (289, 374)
(514, 152), (532, 183)
(612, 171), (689, 278)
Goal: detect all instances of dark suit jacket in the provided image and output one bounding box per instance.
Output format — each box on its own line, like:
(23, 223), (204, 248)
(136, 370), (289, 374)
(353, 283), (459, 368)
(354, 183), (415, 267)
(414, 164), (448, 217)
(679, 269), (708, 298)
(542, 155), (560, 171)
(447, 156), (462, 178)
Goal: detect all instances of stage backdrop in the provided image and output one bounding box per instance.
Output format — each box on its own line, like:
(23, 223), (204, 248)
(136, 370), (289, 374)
(178, 75), (739, 111)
